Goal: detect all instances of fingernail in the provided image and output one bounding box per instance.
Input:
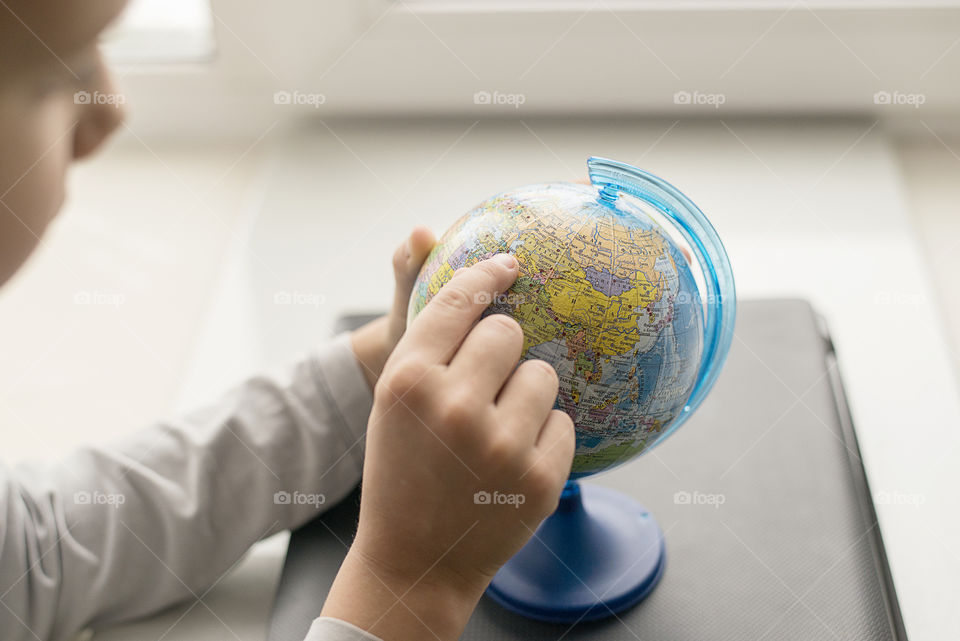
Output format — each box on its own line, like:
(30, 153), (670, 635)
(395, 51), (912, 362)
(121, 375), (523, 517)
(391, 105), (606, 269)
(492, 254), (517, 269)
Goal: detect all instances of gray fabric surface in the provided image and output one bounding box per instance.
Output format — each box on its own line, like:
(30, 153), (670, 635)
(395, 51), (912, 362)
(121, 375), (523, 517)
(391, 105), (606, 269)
(269, 300), (905, 641)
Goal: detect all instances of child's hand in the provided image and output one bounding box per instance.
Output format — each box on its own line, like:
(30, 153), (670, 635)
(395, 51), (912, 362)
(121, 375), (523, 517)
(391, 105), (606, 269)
(350, 227), (436, 389)
(322, 254), (576, 641)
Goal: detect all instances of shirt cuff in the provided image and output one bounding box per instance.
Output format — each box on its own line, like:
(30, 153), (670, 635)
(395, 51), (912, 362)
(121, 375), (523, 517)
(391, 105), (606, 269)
(311, 333), (375, 473)
(304, 616), (385, 641)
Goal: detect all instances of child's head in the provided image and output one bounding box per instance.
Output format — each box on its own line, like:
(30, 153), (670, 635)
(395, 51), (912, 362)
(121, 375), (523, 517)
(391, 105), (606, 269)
(0, 0), (128, 286)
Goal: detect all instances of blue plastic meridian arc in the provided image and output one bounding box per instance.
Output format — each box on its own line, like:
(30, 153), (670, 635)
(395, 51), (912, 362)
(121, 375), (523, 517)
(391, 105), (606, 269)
(587, 156), (737, 449)
(486, 482), (666, 623)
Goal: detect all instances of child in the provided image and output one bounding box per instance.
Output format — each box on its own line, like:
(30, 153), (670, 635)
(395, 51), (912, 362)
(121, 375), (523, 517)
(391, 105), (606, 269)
(0, 2), (576, 641)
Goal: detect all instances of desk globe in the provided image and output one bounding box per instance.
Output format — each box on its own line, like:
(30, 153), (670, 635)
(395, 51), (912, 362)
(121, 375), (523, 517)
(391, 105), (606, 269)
(408, 157), (736, 623)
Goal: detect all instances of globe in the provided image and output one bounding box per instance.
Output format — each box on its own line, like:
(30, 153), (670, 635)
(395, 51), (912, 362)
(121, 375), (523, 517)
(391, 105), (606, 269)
(408, 157), (735, 623)
(409, 181), (704, 478)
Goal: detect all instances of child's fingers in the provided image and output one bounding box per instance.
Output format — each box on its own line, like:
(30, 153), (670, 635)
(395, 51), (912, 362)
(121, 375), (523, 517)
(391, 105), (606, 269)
(403, 227), (436, 276)
(390, 227), (435, 312)
(400, 255), (519, 365)
(532, 409), (576, 484)
(449, 313), (524, 398)
(494, 359), (560, 445)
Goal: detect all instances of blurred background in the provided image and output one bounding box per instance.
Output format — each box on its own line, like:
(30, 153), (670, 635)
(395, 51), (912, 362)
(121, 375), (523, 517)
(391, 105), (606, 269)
(1, 1), (958, 639)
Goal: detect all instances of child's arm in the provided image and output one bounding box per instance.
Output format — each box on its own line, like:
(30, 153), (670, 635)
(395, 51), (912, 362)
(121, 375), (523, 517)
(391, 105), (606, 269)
(319, 255), (576, 641)
(0, 334), (369, 640)
(0, 230), (437, 641)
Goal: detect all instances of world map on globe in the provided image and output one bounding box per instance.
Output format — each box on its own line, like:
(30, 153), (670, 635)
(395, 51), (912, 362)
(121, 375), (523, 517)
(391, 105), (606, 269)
(409, 183), (704, 478)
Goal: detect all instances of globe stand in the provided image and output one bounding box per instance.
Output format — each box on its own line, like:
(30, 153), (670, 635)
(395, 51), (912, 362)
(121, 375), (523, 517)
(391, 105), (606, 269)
(486, 481), (666, 623)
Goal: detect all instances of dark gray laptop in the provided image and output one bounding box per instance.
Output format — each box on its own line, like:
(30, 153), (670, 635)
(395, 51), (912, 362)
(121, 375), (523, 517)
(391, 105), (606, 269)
(267, 299), (906, 641)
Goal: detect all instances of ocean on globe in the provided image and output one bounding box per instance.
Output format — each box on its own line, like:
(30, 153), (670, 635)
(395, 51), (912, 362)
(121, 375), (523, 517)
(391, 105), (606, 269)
(408, 182), (704, 478)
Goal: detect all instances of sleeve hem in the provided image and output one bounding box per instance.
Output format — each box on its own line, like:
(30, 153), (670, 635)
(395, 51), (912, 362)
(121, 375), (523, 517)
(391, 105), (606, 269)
(304, 616), (385, 641)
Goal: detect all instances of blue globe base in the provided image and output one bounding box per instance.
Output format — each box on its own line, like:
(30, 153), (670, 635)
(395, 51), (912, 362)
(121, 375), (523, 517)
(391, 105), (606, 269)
(486, 481), (666, 624)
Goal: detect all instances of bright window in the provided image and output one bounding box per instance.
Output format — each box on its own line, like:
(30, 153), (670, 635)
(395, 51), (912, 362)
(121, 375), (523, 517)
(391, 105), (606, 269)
(103, 0), (215, 64)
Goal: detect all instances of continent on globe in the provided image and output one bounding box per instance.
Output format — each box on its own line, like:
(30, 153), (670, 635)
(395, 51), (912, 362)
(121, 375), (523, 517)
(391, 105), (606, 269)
(409, 182), (704, 478)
